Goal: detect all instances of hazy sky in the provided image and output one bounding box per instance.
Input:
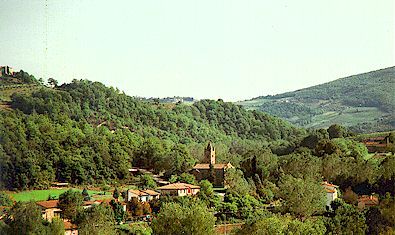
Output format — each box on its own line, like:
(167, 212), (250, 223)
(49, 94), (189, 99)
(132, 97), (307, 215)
(0, 0), (394, 101)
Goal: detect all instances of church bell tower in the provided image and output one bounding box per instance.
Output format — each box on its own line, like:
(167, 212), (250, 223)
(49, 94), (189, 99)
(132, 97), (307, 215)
(203, 141), (215, 164)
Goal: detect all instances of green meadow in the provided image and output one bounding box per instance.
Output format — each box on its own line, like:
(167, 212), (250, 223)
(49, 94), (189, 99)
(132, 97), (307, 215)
(6, 188), (110, 202)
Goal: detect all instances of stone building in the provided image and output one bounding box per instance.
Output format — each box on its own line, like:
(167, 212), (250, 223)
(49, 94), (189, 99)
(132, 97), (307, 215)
(0, 66), (14, 77)
(191, 142), (234, 187)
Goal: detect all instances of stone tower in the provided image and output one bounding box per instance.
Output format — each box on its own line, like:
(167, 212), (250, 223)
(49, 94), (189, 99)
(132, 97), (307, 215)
(203, 142), (216, 164)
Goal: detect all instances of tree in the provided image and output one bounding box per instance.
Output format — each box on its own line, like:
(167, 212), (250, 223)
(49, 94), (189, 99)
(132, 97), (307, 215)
(139, 174), (157, 189)
(82, 188), (90, 201)
(113, 187), (120, 200)
(285, 218), (326, 235)
(327, 124), (346, 139)
(198, 180), (220, 208)
(58, 189), (84, 221)
(152, 202), (216, 235)
(7, 201), (45, 234)
(78, 204), (116, 235)
(48, 77), (58, 87)
(178, 173), (196, 184)
(0, 192), (13, 206)
(326, 199), (367, 234)
(110, 199), (126, 224)
(342, 187), (358, 205)
(225, 168), (251, 196)
(49, 218), (66, 235)
(278, 175), (326, 217)
(239, 216), (285, 235)
(163, 144), (197, 176)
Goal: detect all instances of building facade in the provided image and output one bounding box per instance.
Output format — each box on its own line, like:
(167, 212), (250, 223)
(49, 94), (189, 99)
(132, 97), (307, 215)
(157, 183), (200, 196)
(191, 142), (234, 187)
(321, 181), (339, 210)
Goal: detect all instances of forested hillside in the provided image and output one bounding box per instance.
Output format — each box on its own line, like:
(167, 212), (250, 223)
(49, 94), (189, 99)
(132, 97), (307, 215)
(1, 71), (395, 234)
(0, 76), (304, 189)
(239, 67), (395, 133)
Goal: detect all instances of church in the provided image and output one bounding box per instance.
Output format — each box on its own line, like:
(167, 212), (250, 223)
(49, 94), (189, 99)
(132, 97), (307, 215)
(191, 142), (234, 187)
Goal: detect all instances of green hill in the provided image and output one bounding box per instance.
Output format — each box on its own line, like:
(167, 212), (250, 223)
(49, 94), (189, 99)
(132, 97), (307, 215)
(0, 75), (304, 189)
(239, 67), (395, 133)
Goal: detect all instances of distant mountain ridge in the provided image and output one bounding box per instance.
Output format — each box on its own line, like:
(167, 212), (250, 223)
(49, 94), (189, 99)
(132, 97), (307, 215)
(238, 67), (395, 133)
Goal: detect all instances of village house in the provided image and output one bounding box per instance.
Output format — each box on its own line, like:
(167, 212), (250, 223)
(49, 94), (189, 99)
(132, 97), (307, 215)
(64, 220), (78, 235)
(36, 200), (62, 222)
(126, 189), (160, 202)
(191, 142), (234, 187)
(358, 195), (379, 210)
(362, 135), (391, 153)
(321, 181), (339, 210)
(157, 183), (200, 196)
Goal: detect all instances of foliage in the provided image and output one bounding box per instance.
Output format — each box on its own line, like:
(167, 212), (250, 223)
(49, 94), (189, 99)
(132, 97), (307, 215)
(82, 188), (90, 201)
(240, 67), (395, 133)
(225, 168), (251, 196)
(110, 199), (126, 224)
(58, 189), (84, 221)
(239, 214), (326, 235)
(278, 175), (326, 217)
(239, 216), (285, 235)
(3, 201), (65, 235)
(0, 192), (13, 206)
(152, 201), (216, 235)
(118, 223), (152, 235)
(326, 199), (367, 234)
(129, 198), (151, 216)
(327, 124), (347, 139)
(78, 204), (116, 235)
(138, 174), (157, 190)
(6, 201), (45, 234)
(113, 187), (120, 199)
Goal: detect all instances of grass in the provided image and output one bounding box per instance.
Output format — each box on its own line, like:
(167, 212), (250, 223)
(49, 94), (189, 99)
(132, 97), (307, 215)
(6, 188), (111, 202)
(306, 107), (382, 129)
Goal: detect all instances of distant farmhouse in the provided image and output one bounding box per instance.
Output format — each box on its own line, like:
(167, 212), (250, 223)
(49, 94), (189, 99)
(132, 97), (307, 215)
(126, 189), (160, 202)
(36, 200), (62, 222)
(157, 183), (200, 196)
(191, 142), (234, 187)
(362, 135), (391, 153)
(0, 65), (15, 77)
(321, 181), (339, 210)
(358, 195), (379, 210)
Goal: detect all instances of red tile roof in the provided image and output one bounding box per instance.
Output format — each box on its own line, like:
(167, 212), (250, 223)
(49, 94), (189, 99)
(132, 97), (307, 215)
(36, 200), (59, 209)
(321, 181), (338, 194)
(64, 221), (78, 230)
(358, 195), (379, 206)
(143, 189), (160, 196)
(129, 189), (148, 196)
(158, 183), (200, 190)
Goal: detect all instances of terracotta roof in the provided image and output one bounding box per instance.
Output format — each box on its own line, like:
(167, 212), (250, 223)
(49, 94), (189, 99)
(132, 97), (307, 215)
(157, 183), (200, 190)
(321, 181), (338, 188)
(358, 195), (379, 206)
(321, 181), (338, 194)
(143, 189), (160, 196)
(64, 221), (78, 230)
(193, 163), (233, 170)
(325, 189), (336, 193)
(129, 189), (149, 196)
(36, 200), (59, 209)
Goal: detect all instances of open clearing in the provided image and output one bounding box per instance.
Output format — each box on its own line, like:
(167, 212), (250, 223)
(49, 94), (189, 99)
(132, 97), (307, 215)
(5, 188), (111, 202)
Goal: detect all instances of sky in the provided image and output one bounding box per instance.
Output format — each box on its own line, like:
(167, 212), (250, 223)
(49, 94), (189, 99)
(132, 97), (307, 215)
(0, 0), (394, 101)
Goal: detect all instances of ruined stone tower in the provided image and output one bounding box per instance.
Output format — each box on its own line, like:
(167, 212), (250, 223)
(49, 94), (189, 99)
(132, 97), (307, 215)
(203, 141), (215, 164)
